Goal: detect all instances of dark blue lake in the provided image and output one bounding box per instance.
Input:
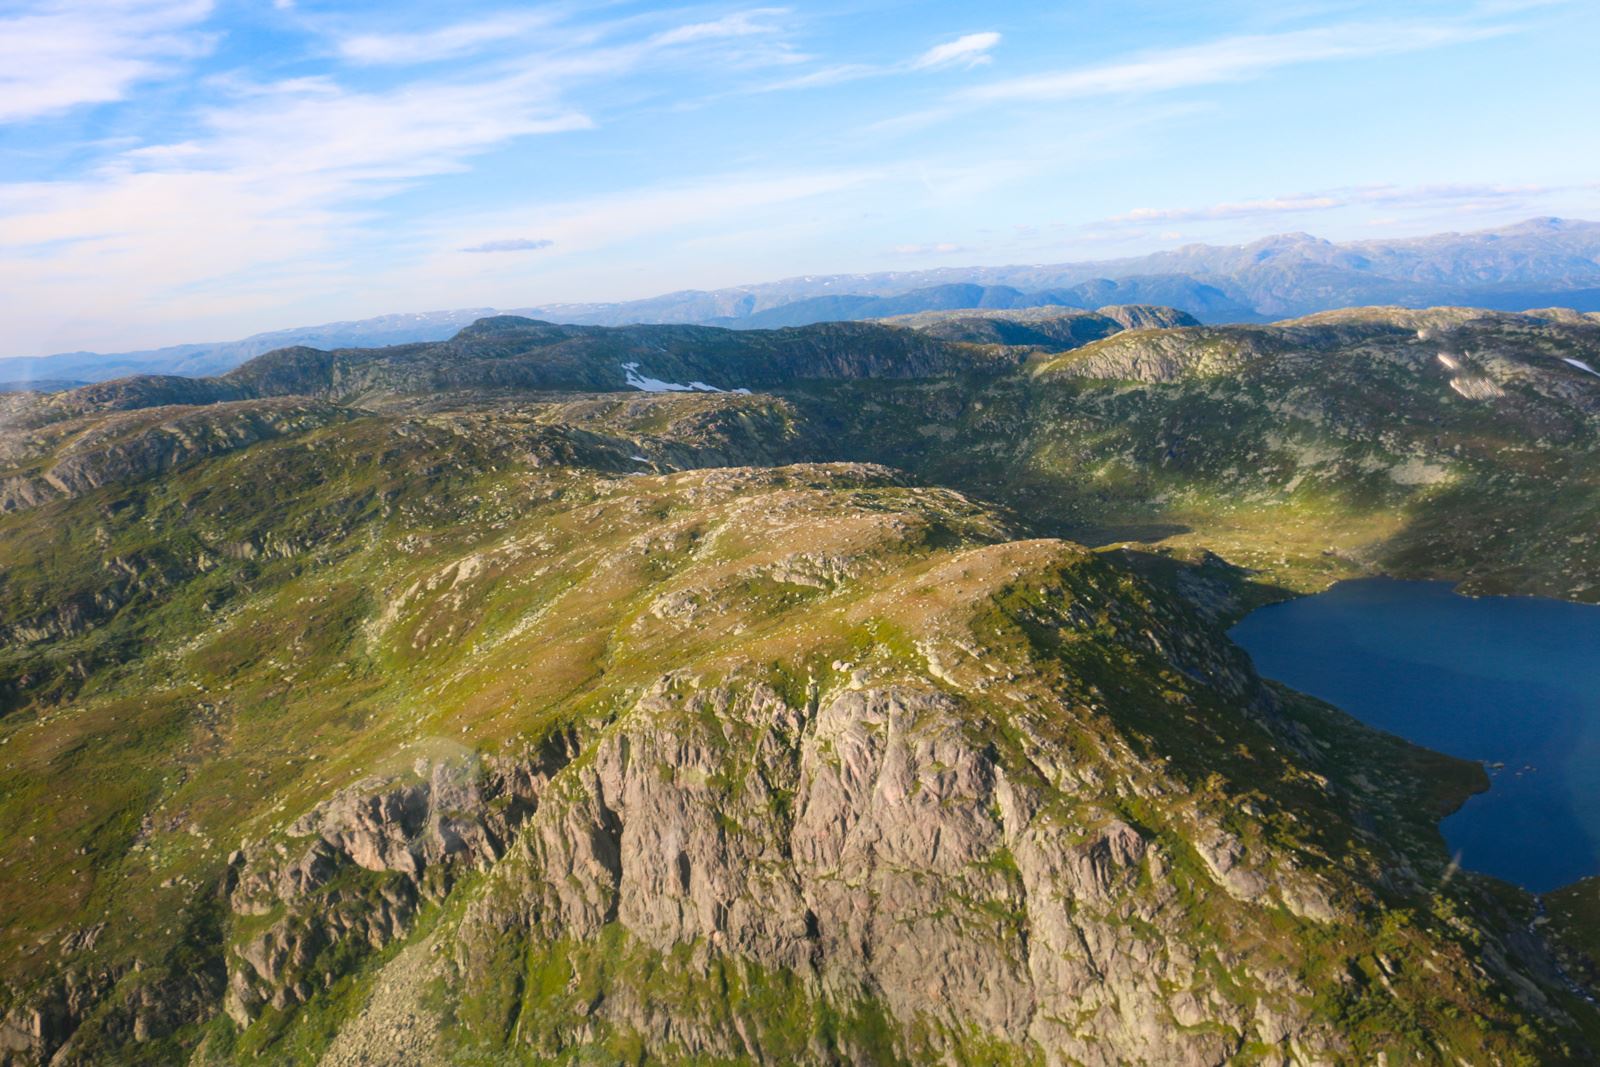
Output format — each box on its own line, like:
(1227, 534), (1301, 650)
(1229, 578), (1600, 893)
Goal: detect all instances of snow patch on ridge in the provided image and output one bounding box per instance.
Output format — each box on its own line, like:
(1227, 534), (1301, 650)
(1560, 357), (1600, 379)
(621, 361), (750, 394)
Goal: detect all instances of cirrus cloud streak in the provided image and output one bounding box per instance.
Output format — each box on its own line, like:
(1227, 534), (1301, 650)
(0, 0), (215, 124)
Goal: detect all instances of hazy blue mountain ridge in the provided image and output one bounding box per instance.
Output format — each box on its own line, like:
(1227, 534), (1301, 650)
(7, 217), (1599, 388)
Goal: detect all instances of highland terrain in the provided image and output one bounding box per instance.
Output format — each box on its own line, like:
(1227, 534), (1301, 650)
(1, 302), (1599, 1065)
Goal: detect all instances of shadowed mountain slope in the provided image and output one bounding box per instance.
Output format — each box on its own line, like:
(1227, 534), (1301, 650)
(787, 305), (1600, 601)
(879, 304), (1200, 349)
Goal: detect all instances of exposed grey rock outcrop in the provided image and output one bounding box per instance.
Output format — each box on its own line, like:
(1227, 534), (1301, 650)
(1040, 327), (1284, 382)
(224, 739), (572, 1026)
(0, 399), (344, 514)
(436, 678), (1331, 1065)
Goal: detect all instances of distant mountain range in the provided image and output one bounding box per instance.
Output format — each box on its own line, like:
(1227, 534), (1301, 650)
(0, 310), (505, 391)
(539, 216), (1600, 327)
(5, 217), (1599, 389)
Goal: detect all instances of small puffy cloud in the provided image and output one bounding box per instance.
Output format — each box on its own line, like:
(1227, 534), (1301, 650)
(460, 238), (555, 253)
(911, 32), (1000, 71)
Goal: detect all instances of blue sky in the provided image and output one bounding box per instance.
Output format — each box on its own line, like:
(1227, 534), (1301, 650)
(2, 0), (1597, 355)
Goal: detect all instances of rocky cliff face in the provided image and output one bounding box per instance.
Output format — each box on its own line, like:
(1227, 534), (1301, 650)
(447, 680), (1275, 1066)
(223, 744), (568, 1027)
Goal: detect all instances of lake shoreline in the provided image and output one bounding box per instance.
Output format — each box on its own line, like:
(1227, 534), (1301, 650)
(1230, 576), (1600, 894)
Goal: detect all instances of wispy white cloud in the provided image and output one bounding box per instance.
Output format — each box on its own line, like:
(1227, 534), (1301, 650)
(338, 6), (794, 68)
(1112, 194), (1345, 224)
(1, 0), (1590, 355)
(0, 63), (595, 340)
(956, 19), (1508, 105)
(890, 241), (967, 255)
(758, 63), (875, 90)
(316, 165), (885, 324)
(761, 30), (1000, 91)
(436, 168), (878, 263)
(0, 6), (844, 352)
(864, 12), (1528, 137)
(461, 238), (554, 253)
(650, 8), (787, 48)
(910, 32), (999, 71)
(0, 0), (215, 123)
(1470, 0), (1575, 14)
(339, 10), (564, 66)
(1107, 183), (1560, 226)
